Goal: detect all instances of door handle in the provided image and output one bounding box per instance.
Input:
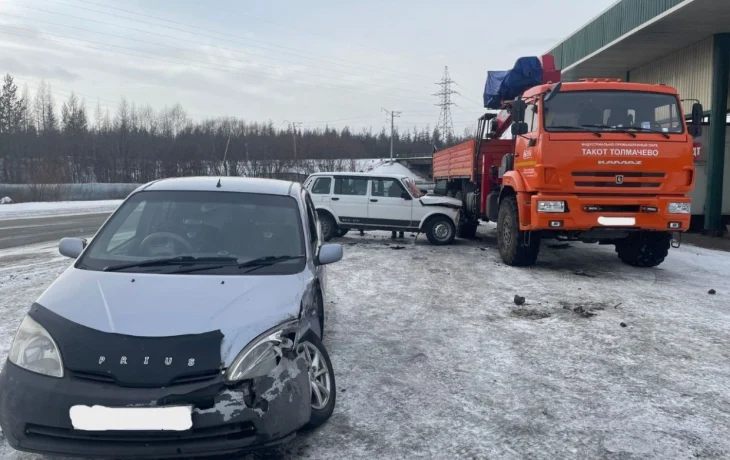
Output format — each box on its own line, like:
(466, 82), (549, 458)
(370, 199), (378, 202)
(331, 197), (340, 201)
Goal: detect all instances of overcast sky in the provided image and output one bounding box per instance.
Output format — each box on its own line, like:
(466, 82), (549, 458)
(0, 0), (615, 132)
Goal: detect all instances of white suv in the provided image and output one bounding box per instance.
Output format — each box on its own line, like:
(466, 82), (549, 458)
(303, 172), (462, 245)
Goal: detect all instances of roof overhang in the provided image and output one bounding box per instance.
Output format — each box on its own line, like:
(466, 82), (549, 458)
(553, 0), (730, 80)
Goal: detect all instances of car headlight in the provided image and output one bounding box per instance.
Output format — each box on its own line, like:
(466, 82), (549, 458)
(668, 202), (691, 214)
(537, 201), (566, 213)
(8, 315), (64, 378)
(225, 320), (298, 383)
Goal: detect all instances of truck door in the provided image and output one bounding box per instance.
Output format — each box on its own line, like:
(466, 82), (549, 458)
(367, 178), (414, 227)
(331, 176), (369, 225)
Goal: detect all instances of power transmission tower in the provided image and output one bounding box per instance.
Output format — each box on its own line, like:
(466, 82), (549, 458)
(433, 66), (459, 139)
(381, 108), (402, 160)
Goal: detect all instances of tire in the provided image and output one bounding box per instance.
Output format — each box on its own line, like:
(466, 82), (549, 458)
(335, 228), (349, 237)
(298, 332), (336, 430)
(425, 215), (456, 245)
(318, 212), (337, 242)
(497, 195), (540, 266)
(457, 220), (478, 239)
(615, 232), (670, 268)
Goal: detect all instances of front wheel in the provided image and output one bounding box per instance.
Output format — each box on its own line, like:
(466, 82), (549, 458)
(615, 232), (670, 268)
(497, 196), (540, 266)
(298, 332), (336, 430)
(425, 216), (456, 245)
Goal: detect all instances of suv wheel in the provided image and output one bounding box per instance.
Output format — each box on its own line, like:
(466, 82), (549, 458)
(318, 212), (337, 241)
(425, 216), (456, 245)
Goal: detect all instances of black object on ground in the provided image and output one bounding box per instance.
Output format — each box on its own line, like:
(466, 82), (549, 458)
(573, 271), (597, 278)
(514, 295), (526, 306)
(708, 289), (717, 295)
(620, 322), (627, 327)
(391, 246), (405, 250)
(547, 243), (571, 249)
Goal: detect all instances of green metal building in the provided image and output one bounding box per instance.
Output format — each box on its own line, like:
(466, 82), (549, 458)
(547, 0), (730, 233)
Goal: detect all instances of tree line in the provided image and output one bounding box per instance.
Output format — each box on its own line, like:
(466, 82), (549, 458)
(0, 73), (472, 184)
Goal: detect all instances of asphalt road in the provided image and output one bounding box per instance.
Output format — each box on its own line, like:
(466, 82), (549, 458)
(0, 213), (110, 250)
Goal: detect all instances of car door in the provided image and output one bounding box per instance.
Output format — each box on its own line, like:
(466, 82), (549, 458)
(367, 177), (414, 227)
(309, 176), (333, 204)
(331, 176), (369, 226)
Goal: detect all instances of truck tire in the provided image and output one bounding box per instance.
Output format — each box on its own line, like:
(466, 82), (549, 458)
(457, 220), (478, 239)
(425, 216), (456, 245)
(318, 212), (338, 241)
(615, 232), (671, 268)
(497, 196), (540, 266)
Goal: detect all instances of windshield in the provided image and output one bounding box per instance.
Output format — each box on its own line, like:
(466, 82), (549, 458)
(79, 191), (305, 275)
(401, 177), (424, 198)
(544, 90), (685, 134)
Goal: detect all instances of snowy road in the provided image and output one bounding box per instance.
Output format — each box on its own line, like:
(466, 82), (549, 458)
(0, 214), (110, 250)
(1, 227), (729, 459)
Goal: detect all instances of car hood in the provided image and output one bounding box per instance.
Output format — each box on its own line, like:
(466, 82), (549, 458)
(419, 195), (462, 208)
(35, 267), (309, 365)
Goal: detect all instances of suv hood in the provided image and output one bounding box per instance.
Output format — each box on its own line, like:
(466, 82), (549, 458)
(419, 195), (462, 208)
(35, 267), (308, 365)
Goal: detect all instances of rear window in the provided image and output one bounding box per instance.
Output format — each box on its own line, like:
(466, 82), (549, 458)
(334, 177), (368, 196)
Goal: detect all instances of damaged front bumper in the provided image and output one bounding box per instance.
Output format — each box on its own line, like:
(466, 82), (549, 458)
(0, 354), (311, 458)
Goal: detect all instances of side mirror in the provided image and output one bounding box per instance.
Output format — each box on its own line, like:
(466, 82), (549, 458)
(401, 191), (412, 200)
(689, 102), (703, 137)
(511, 122), (528, 136)
(59, 237), (86, 259)
(511, 99), (526, 123)
(544, 82), (562, 103)
(317, 244), (343, 265)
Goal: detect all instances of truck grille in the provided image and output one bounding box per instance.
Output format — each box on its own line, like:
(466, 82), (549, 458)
(572, 171), (665, 189)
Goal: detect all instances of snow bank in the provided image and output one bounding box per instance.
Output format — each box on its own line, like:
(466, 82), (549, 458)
(368, 160), (424, 180)
(0, 197), (12, 205)
(0, 200), (122, 220)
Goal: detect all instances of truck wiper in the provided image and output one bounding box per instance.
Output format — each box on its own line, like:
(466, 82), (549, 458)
(103, 256), (238, 272)
(581, 124), (637, 138)
(549, 125), (602, 137)
(624, 126), (671, 139)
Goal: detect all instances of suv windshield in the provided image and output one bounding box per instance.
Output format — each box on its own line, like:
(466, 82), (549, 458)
(401, 177), (423, 198)
(79, 191), (305, 275)
(544, 90), (685, 134)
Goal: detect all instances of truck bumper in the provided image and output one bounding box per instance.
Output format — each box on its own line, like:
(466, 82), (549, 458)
(527, 195), (691, 232)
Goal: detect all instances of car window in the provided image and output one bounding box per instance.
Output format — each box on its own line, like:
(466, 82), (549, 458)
(334, 177), (368, 196)
(79, 191), (306, 275)
(303, 192), (319, 247)
(311, 177), (332, 194)
(372, 179), (406, 198)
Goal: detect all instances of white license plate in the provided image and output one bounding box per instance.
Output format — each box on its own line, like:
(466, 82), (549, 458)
(69, 405), (193, 431)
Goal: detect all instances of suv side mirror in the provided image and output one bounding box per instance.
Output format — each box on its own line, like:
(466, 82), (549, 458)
(511, 99), (526, 123)
(59, 237), (86, 259)
(511, 123), (528, 136)
(689, 102), (703, 137)
(317, 244), (343, 265)
(401, 191), (412, 200)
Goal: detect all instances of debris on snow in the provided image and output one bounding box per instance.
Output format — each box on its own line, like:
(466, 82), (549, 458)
(620, 322), (628, 328)
(511, 308), (551, 320)
(391, 246), (406, 250)
(514, 295), (526, 306)
(573, 270), (597, 278)
(708, 289), (716, 295)
(547, 243), (571, 249)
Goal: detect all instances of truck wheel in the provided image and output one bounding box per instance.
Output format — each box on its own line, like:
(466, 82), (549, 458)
(457, 221), (478, 239)
(497, 196), (540, 266)
(615, 232), (670, 268)
(318, 212), (337, 241)
(425, 216), (456, 245)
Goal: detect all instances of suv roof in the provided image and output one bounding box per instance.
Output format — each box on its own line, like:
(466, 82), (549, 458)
(309, 172), (411, 179)
(136, 176), (300, 197)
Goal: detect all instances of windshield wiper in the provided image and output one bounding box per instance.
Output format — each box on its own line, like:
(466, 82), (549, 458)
(103, 256), (238, 272)
(549, 125), (602, 137)
(237, 255), (305, 273)
(624, 126), (671, 139)
(581, 124), (637, 138)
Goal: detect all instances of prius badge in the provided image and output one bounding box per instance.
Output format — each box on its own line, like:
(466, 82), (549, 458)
(98, 356), (195, 367)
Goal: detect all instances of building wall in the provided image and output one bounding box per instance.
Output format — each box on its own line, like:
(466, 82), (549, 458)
(628, 36), (714, 109)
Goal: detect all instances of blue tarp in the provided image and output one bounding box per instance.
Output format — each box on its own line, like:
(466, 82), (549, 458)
(483, 57), (543, 109)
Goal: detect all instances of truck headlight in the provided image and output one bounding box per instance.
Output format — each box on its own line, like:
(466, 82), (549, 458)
(537, 201), (566, 213)
(225, 320), (298, 383)
(668, 202), (691, 214)
(8, 316), (64, 378)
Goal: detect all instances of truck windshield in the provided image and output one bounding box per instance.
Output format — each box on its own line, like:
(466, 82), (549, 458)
(543, 91), (685, 134)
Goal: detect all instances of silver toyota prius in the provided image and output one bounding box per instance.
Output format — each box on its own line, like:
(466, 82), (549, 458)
(0, 176), (343, 458)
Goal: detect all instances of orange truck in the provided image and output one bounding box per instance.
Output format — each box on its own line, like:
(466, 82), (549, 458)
(433, 55), (704, 267)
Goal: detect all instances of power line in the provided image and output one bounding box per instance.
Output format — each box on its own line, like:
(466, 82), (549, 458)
(433, 66), (458, 138)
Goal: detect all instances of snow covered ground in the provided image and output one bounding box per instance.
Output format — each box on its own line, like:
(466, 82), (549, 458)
(1, 227), (729, 459)
(0, 200), (122, 220)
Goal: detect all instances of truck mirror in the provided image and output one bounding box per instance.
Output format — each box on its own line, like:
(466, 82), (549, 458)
(688, 102), (703, 137)
(544, 82), (562, 103)
(511, 122), (528, 136)
(511, 99), (526, 123)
